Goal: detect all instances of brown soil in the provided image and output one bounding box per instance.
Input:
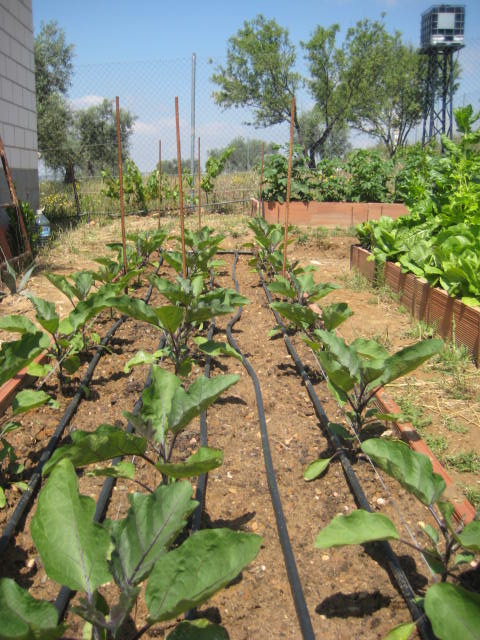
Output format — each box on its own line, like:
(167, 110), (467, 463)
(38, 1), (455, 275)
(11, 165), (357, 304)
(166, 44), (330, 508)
(0, 213), (479, 640)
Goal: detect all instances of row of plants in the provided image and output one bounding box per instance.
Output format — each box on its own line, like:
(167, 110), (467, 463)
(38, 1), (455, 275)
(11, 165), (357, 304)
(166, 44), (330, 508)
(0, 224), (266, 637)
(356, 105), (480, 307)
(38, 148), (248, 222)
(247, 216), (479, 639)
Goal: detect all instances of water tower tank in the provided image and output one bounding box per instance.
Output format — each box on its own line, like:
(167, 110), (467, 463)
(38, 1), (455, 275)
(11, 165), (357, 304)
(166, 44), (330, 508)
(421, 5), (465, 49)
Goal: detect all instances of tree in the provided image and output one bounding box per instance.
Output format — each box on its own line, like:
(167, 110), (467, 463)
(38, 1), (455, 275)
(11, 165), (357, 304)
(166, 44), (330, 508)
(207, 138), (275, 171)
(347, 27), (424, 156)
(212, 15), (428, 163)
(34, 21), (75, 176)
(75, 99), (136, 176)
(211, 15), (302, 135)
(295, 108), (351, 161)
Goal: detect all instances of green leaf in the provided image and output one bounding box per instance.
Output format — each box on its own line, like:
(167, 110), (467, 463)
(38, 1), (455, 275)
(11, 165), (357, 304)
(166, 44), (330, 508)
(86, 461), (136, 480)
(374, 338), (444, 387)
(156, 447), (223, 478)
(321, 302), (353, 331)
(166, 619), (229, 640)
(457, 521), (480, 552)
(420, 523), (439, 545)
(0, 315), (38, 335)
(44, 272), (76, 304)
(26, 361), (53, 377)
(0, 578), (66, 639)
(124, 349), (164, 374)
(194, 337), (242, 361)
(30, 458), (112, 592)
(361, 438), (446, 506)
(304, 457), (332, 481)
(384, 621), (416, 640)
(146, 528), (262, 622)
(42, 424), (147, 475)
(0, 331), (50, 387)
(24, 294), (59, 335)
(314, 510), (399, 548)
(12, 390), (58, 415)
(327, 422), (353, 441)
(454, 552), (475, 567)
(154, 306), (184, 333)
(107, 481), (197, 587)
(139, 367), (239, 439)
(0, 488), (5, 509)
(270, 301), (317, 330)
(424, 583), (480, 640)
(63, 354), (81, 374)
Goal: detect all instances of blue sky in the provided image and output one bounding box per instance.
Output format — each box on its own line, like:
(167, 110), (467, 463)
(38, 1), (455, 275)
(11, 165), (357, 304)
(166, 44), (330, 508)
(33, 1), (480, 171)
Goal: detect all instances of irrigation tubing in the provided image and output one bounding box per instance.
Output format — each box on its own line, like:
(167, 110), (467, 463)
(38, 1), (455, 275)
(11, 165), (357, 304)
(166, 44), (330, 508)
(0, 259), (163, 557)
(260, 273), (434, 640)
(226, 252), (316, 640)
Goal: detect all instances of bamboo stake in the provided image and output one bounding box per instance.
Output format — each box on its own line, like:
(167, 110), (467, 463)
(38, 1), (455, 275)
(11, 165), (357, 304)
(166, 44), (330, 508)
(175, 97), (187, 278)
(198, 137), (201, 230)
(115, 97), (128, 276)
(157, 140), (162, 229)
(283, 97), (295, 277)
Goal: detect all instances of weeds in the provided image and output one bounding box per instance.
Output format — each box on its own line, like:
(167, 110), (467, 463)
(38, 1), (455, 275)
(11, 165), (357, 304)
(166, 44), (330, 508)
(444, 450), (480, 473)
(462, 483), (480, 508)
(425, 434), (449, 458)
(404, 319), (437, 341)
(397, 397), (432, 435)
(442, 416), (469, 434)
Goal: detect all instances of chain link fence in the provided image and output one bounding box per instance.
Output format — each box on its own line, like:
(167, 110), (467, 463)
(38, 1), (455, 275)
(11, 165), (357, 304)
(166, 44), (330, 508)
(38, 43), (480, 223)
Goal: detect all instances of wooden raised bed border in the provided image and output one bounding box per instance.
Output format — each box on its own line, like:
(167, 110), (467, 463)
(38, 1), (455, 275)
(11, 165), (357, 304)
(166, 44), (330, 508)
(350, 245), (480, 366)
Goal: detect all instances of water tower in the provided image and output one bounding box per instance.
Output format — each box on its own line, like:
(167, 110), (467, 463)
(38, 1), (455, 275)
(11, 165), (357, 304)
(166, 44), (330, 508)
(421, 5), (465, 145)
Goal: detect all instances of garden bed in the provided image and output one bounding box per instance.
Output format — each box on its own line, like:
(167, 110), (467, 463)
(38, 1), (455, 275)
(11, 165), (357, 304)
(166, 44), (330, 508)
(0, 215), (478, 639)
(350, 245), (480, 365)
(251, 199), (409, 227)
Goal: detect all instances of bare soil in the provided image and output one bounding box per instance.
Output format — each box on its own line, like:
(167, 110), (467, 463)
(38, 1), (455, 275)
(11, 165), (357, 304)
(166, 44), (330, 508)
(0, 213), (479, 639)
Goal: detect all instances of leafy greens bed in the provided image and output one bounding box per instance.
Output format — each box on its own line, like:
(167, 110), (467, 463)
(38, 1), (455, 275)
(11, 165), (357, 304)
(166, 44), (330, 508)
(356, 105), (480, 307)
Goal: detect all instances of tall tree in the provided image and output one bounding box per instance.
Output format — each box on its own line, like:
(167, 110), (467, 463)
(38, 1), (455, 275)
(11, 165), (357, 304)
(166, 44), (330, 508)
(34, 21), (76, 175)
(211, 15), (302, 136)
(75, 99), (136, 176)
(213, 15), (428, 164)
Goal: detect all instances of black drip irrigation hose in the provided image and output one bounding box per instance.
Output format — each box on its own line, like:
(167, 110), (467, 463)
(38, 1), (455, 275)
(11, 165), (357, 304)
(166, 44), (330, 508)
(0, 260), (163, 557)
(226, 253), (316, 640)
(261, 273), (434, 640)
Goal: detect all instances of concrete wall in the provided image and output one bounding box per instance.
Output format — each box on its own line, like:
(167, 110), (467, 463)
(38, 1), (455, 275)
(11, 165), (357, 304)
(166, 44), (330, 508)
(0, 0), (39, 213)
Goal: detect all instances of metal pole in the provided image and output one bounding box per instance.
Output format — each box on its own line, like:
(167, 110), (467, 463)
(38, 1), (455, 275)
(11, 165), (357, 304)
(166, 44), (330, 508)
(157, 140), (162, 228)
(175, 97), (187, 278)
(191, 52), (196, 206)
(198, 137), (201, 230)
(115, 96), (127, 276)
(283, 97), (295, 278)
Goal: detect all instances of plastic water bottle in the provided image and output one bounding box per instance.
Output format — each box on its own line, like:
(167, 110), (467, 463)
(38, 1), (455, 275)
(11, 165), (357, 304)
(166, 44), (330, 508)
(35, 208), (50, 246)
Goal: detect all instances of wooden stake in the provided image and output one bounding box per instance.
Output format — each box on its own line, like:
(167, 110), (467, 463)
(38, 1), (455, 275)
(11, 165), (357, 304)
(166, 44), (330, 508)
(115, 96), (128, 276)
(157, 139), (162, 229)
(259, 141), (265, 218)
(175, 97), (187, 278)
(0, 134), (31, 256)
(283, 97), (295, 277)
(198, 137), (201, 230)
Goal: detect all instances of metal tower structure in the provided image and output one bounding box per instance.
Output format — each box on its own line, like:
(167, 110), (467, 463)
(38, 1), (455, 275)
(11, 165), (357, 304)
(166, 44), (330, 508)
(421, 5), (465, 145)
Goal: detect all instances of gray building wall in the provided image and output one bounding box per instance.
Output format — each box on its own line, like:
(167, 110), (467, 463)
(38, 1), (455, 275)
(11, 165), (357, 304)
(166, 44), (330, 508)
(0, 0), (39, 213)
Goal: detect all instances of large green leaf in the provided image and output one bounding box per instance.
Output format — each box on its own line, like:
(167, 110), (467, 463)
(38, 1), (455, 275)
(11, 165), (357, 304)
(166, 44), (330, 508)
(42, 424), (147, 475)
(373, 338), (444, 388)
(0, 331), (50, 387)
(44, 273), (75, 305)
(194, 337), (242, 361)
(270, 301), (317, 330)
(138, 367), (239, 439)
(107, 481), (197, 587)
(0, 315), (38, 335)
(361, 438), (446, 506)
(154, 306), (184, 333)
(314, 349), (356, 395)
(145, 529), (262, 622)
(424, 583), (480, 640)
(123, 349), (164, 374)
(314, 510), (399, 548)
(267, 276), (296, 300)
(384, 622), (417, 640)
(456, 521), (480, 552)
(321, 302), (353, 331)
(12, 389), (57, 415)
(156, 447), (223, 478)
(166, 619), (229, 640)
(315, 330), (361, 380)
(31, 458), (112, 592)
(24, 294), (59, 335)
(304, 457), (332, 481)
(0, 578), (66, 639)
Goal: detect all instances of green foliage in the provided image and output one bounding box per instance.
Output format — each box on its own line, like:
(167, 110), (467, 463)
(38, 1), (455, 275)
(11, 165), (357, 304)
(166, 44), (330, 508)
(5, 200), (37, 254)
(0, 258), (36, 297)
(102, 158), (147, 211)
(346, 149), (393, 202)
(201, 147), (234, 199)
(261, 145), (317, 202)
(356, 106), (480, 306)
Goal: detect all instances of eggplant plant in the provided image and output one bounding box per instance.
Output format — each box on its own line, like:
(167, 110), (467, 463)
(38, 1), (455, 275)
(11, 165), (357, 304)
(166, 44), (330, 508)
(305, 331), (443, 438)
(0, 365), (261, 639)
(312, 438), (480, 640)
(245, 216), (293, 277)
(165, 226), (225, 278)
(123, 273), (246, 376)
